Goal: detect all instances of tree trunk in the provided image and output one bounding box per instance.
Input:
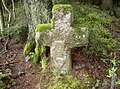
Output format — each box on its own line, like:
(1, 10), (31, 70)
(0, 10), (3, 32)
(24, 0), (52, 39)
(0, 0), (5, 32)
(113, 0), (120, 7)
(24, 0), (34, 38)
(11, 0), (15, 19)
(101, 0), (113, 10)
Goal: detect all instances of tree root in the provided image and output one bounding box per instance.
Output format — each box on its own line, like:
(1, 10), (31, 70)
(0, 37), (10, 55)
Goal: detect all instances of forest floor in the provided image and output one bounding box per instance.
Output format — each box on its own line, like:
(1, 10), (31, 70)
(0, 39), (120, 89)
(0, 39), (41, 89)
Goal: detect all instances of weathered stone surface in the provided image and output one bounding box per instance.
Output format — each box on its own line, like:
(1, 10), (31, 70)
(51, 41), (71, 74)
(35, 4), (89, 74)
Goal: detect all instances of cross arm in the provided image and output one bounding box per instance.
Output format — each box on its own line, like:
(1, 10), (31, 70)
(35, 24), (52, 46)
(65, 28), (89, 48)
(35, 31), (52, 46)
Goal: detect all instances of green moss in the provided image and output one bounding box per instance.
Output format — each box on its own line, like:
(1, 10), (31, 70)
(51, 19), (54, 28)
(35, 4), (72, 32)
(52, 4), (72, 14)
(33, 53), (40, 63)
(40, 46), (46, 54)
(33, 43), (40, 63)
(33, 45), (47, 64)
(35, 43), (40, 56)
(35, 24), (52, 32)
(23, 42), (31, 55)
(42, 57), (48, 71)
(40, 46), (47, 71)
(23, 37), (35, 55)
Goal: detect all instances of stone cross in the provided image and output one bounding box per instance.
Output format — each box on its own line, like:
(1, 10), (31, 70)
(35, 4), (88, 74)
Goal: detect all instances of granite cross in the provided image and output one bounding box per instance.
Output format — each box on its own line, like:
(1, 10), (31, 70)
(35, 4), (88, 74)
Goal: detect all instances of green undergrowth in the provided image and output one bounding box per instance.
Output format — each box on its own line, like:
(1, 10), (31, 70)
(0, 1), (28, 41)
(114, 7), (120, 18)
(0, 73), (8, 89)
(48, 75), (81, 89)
(0, 70), (13, 89)
(10, 1), (27, 26)
(73, 4), (117, 58)
(39, 70), (99, 89)
(0, 25), (28, 42)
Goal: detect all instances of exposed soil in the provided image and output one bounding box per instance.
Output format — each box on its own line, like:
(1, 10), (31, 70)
(0, 39), (41, 89)
(0, 38), (120, 89)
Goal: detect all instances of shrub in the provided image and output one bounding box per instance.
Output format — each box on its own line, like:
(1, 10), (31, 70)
(0, 71), (12, 89)
(114, 7), (120, 18)
(73, 4), (116, 58)
(48, 74), (96, 89)
(1, 25), (28, 41)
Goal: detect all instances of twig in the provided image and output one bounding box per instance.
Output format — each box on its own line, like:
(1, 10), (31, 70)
(110, 75), (116, 89)
(110, 52), (117, 89)
(11, 0), (15, 19)
(3, 37), (9, 53)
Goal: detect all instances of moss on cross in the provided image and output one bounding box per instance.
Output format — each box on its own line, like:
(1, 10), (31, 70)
(35, 4), (72, 33)
(35, 24), (52, 32)
(52, 4), (72, 14)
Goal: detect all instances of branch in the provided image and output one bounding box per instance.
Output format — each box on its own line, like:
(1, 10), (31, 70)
(2, 0), (11, 27)
(11, 0), (15, 19)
